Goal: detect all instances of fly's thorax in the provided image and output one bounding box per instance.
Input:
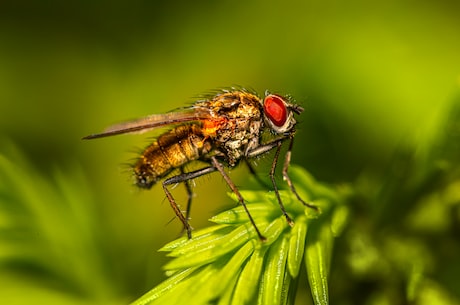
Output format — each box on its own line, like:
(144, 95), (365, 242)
(132, 124), (210, 189)
(209, 91), (264, 166)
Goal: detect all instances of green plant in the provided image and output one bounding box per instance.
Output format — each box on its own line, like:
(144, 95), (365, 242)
(0, 143), (120, 305)
(131, 166), (349, 305)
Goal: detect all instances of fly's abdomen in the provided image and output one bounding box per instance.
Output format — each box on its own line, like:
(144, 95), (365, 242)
(133, 124), (210, 189)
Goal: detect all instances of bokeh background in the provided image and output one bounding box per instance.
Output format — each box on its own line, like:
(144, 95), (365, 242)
(1, 0), (459, 304)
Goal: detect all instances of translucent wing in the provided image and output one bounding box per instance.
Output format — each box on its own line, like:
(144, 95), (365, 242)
(83, 106), (213, 139)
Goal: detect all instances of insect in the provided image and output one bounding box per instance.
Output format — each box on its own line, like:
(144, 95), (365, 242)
(83, 88), (317, 241)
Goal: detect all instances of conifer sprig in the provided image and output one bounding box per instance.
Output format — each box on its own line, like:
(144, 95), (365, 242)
(132, 166), (348, 305)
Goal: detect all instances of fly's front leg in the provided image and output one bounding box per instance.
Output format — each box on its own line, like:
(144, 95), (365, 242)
(246, 137), (285, 158)
(282, 138), (318, 211)
(163, 166), (217, 239)
(209, 156), (267, 241)
(269, 141), (295, 226)
(247, 136), (318, 227)
(247, 136), (296, 226)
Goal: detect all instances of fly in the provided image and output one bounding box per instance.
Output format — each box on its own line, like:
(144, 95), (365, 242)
(83, 88), (317, 241)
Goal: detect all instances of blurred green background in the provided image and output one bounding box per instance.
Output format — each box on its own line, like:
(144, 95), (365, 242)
(1, 0), (459, 304)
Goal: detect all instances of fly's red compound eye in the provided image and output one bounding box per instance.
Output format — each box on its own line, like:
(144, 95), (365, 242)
(264, 95), (288, 127)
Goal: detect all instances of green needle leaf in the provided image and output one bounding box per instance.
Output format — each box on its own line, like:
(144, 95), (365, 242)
(210, 241), (255, 299)
(287, 215), (308, 278)
(159, 224), (231, 252)
(211, 203), (277, 224)
(305, 221), (333, 305)
(330, 204), (349, 237)
(231, 246), (268, 305)
(164, 222), (257, 270)
(130, 267), (198, 305)
(259, 235), (290, 305)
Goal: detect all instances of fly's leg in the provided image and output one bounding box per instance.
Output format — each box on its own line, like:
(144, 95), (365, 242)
(180, 167), (194, 222)
(282, 138), (318, 211)
(247, 137), (319, 219)
(162, 184), (191, 238)
(247, 136), (297, 225)
(163, 166), (217, 239)
(210, 156), (267, 241)
(270, 141), (295, 226)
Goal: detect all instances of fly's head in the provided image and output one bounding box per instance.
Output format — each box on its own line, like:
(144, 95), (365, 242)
(262, 93), (304, 135)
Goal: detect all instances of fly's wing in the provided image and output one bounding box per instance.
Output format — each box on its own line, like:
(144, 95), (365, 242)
(83, 106), (213, 139)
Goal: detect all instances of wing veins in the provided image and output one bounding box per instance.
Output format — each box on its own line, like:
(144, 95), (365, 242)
(83, 107), (212, 139)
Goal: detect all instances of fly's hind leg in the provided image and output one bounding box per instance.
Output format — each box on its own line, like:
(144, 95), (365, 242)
(162, 166), (217, 239)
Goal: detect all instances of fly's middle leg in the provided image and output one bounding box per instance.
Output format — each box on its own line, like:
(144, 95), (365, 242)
(180, 167), (194, 222)
(162, 166), (217, 239)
